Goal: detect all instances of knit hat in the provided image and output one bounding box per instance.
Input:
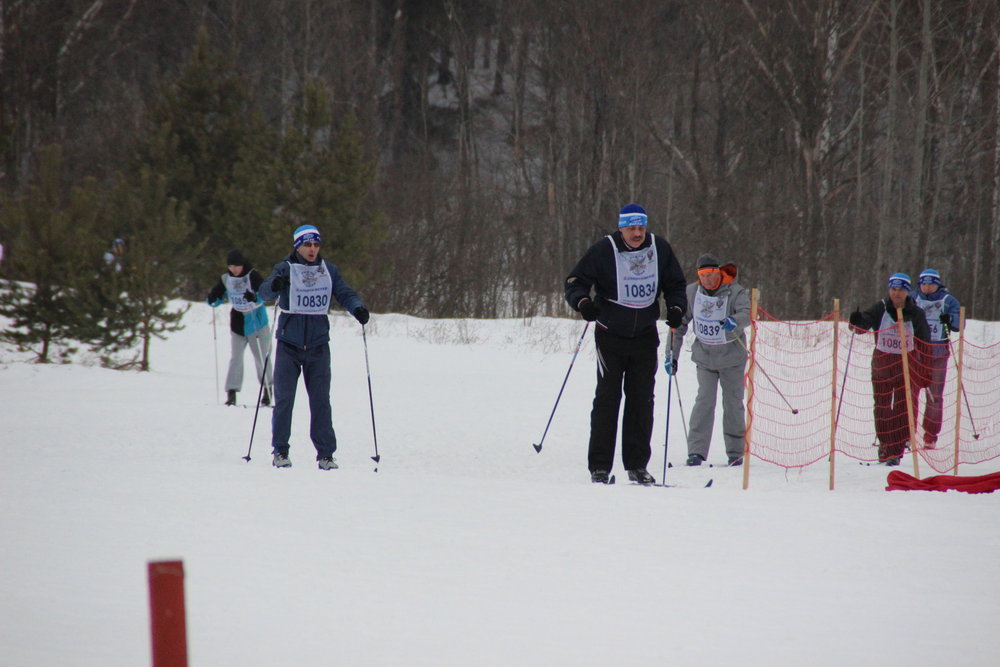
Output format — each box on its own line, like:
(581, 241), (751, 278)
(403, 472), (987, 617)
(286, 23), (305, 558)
(919, 268), (943, 287)
(293, 224), (322, 248)
(618, 203), (648, 229)
(226, 249), (245, 266)
(697, 253), (720, 268)
(887, 272), (911, 290)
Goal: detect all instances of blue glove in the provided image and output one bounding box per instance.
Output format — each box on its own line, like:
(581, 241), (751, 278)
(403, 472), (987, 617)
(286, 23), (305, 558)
(720, 316), (738, 332)
(664, 356), (678, 376)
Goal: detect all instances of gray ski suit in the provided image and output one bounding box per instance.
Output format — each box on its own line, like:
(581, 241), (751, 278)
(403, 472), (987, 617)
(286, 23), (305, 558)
(670, 264), (750, 461)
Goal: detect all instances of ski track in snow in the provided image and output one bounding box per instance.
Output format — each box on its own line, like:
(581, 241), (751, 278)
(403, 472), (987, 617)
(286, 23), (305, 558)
(2, 304), (999, 666)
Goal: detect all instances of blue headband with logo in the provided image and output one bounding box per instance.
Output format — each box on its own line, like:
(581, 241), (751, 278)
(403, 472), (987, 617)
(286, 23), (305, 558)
(919, 269), (942, 287)
(618, 203), (648, 229)
(887, 272), (911, 290)
(293, 224), (322, 248)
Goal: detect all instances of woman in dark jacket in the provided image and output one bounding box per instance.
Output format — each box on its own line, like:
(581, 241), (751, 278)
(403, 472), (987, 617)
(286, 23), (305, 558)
(207, 249), (273, 406)
(849, 273), (932, 465)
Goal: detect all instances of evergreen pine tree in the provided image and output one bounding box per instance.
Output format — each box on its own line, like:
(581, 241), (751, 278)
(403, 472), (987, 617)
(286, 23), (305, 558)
(135, 28), (268, 289)
(277, 81), (386, 286)
(0, 146), (103, 363)
(84, 169), (199, 371)
(216, 79), (385, 286)
(214, 129), (285, 272)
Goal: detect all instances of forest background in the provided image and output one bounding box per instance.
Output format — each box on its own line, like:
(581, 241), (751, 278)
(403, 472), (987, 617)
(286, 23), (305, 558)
(2, 0), (999, 366)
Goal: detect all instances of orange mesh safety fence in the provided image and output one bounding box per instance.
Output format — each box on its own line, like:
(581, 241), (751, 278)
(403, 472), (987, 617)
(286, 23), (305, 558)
(747, 308), (1000, 474)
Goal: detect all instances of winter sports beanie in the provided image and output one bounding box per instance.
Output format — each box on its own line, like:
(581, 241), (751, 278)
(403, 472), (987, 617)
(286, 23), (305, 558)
(697, 253), (720, 268)
(887, 272), (911, 290)
(919, 269), (943, 287)
(293, 224), (322, 248)
(226, 249), (245, 266)
(618, 203), (648, 228)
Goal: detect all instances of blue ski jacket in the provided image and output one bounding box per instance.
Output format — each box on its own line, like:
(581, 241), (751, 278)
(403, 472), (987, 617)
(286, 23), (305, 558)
(258, 251), (363, 350)
(910, 285), (961, 356)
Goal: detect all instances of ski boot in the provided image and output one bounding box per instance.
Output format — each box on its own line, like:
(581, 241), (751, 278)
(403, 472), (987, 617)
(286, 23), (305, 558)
(627, 469), (656, 485)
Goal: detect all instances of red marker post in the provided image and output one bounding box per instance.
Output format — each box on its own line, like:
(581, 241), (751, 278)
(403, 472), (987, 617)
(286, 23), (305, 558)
(148, 560), (188, 667)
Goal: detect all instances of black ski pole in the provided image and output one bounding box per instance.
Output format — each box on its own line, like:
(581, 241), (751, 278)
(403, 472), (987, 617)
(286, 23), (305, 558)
(362, 324), (381, 467)
(212, 308), (220, 403)
(533, 322), (590, 453)
(250, 335), (272, 403)
(243, 349), (271, 462)
(735, 335), (799, 415)
(946, 336), (980, 439)
(243, 303), (279, 462)
(662, 329), (675, 483)
(834, 331), (856, 428)
(672, 373), (690, 442)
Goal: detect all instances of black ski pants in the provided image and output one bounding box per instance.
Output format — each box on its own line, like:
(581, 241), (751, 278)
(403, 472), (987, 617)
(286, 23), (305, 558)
(588, 327), (659, 472)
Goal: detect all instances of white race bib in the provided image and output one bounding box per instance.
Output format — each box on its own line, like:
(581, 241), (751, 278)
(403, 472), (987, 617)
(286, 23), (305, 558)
(693, 291), (729, 345)
(915, 295), (946, 342)
(876, 310), (914, 354)
(607, 235), (658, 309)
(287, 262), (333, 315)
(223, 274), (256, 313)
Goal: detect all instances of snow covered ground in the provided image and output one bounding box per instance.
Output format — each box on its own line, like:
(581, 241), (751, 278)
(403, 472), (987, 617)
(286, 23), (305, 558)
(2, 304), (999, 666)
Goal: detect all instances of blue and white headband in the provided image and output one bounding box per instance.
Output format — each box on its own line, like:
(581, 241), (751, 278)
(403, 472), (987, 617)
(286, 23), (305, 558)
(887, 272), (911, 291)
(618, 203), (648, 229)
(293, 224), (322, 248)
(919, 269), (942, 287)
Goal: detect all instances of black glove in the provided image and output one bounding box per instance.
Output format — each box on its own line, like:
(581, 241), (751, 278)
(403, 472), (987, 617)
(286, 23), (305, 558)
(666, 306), (683, 329)
(353, 306), (370, 325)
(578, 298), (599, 322)
(243, 290), (257, 303)
(939, 313), (951, 327)
(665, 357), (678, 376)
(270, 275), (289, 291)
(849, 310), (867, 330)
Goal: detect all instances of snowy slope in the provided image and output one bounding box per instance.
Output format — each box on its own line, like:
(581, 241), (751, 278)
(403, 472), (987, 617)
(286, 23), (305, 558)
(2, 305), (998, 666)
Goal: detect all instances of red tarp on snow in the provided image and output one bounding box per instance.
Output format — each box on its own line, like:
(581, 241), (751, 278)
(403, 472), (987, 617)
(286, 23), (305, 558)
(885, 470), (1000, 494)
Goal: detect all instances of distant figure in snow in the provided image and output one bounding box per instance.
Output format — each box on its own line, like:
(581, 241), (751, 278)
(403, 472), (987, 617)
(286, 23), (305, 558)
(670, 253), (750, 467)
(564, 203), (687, 485)
(206, 249), (274, 407)
(257, 224), (369, 471)
(103, 237), (125, 272)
